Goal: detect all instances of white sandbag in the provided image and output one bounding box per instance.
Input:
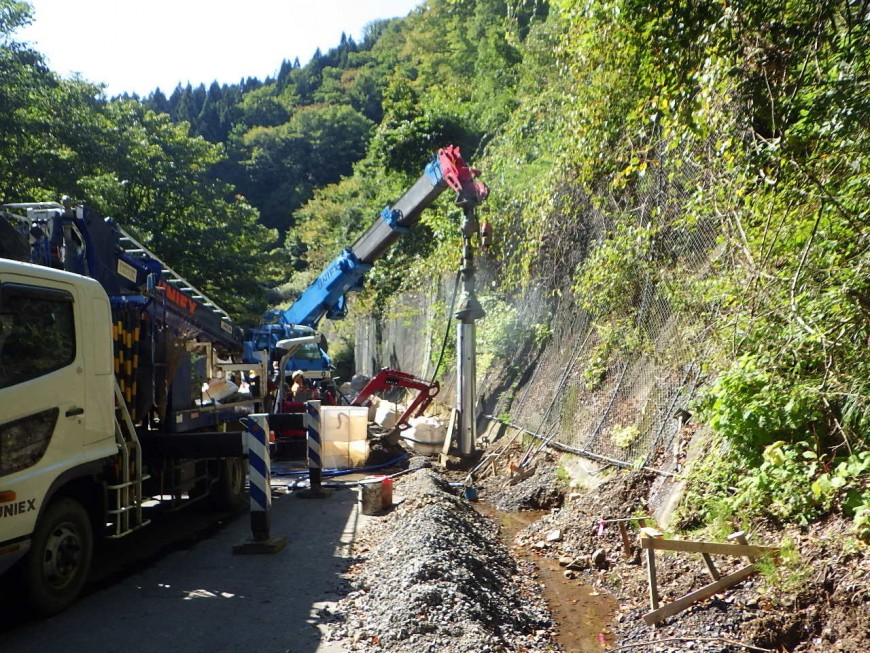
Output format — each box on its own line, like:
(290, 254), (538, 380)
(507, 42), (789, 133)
(374, 403), (398, 430)
(366, 396), (381, 422)
(404, 416), (447, 454)
(202, 378), (238, 403)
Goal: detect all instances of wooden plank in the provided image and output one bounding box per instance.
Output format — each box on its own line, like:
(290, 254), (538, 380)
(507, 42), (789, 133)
(443, 408), (457, 453)
(639, 537), (777, 558)
(438, 408), (457, 467)
(618, 521), (633, 558)
(646, 546), (659, 611)
(701, 552), (720, 581)
(642, 564), (757, 625)
(508, 464), (536, 485)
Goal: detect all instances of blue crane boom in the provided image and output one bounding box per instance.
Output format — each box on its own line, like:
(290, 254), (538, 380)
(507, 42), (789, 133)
(245, 145), (488, 375)
(284, 145), (487, 328)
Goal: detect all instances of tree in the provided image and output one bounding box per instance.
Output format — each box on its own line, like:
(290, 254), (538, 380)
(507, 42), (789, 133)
(289, 104), (374, 185)
(236, 84), (292, 128)
(147, 88), (171, 115)
(232, 103), (374, 236)
(72, 99), (280, 320)
(0, 0), (30, 36)
(197, 81), (229, 142)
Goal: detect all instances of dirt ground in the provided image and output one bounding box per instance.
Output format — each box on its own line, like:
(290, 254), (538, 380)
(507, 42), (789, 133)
(318, 430), (867, 653)
(477, 447), (870, 653)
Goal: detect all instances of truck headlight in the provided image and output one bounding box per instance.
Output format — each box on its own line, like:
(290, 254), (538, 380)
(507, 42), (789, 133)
(0, 408), (58, 476)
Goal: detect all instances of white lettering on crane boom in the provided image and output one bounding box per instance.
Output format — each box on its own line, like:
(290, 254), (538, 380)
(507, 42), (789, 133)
(117, 259), (138, 283)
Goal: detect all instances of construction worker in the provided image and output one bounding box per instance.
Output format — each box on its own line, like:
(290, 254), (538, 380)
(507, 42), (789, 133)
(290, 370), (306, 400)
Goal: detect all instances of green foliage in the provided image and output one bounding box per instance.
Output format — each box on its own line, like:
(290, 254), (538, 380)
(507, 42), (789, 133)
(530, 320), (551, 349)
(476, 296), (523, 370)
(571, 220), (655, 318)
(755, 538), (813, 595)
(610, 424), (639, 449)
(581, 350), (607, 391)
(5, 0), (870, 554)
(236, 84), (294, 128)
(681, 436), (870, 539)
(0, 0), (30, 36)
(732, 442), (824, 526)
(474, 294), (551, 379)
(230, 104), (374, 235)
(696, 355), (826, 456)
(326, 332), (357, 385)
(0, 14), (280, 323)
(811, 451), (870, 542)
(581, 324), (619, 390)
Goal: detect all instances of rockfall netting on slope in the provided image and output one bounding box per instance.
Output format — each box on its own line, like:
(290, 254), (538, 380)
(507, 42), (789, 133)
(479, 135), (722, 473)
(352, 133), (724, 474)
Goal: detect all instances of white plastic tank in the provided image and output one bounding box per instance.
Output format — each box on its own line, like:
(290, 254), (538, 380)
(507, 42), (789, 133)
(320, 406), (369, 468)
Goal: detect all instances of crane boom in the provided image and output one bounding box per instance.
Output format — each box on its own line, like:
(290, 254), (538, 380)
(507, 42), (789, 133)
(280, 146), (487, 329)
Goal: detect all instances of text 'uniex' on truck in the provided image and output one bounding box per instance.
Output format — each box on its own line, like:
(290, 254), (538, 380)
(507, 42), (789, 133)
(0, 199), (266, 615)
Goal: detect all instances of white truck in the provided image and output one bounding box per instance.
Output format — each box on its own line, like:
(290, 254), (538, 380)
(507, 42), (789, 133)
(0, 201), (265, 615)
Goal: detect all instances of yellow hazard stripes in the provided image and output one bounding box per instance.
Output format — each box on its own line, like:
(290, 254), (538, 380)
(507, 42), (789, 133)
(112, 306), (142, 422)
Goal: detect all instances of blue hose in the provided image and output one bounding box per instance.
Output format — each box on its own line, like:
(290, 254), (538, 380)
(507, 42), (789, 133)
(271, 452), (411, 478)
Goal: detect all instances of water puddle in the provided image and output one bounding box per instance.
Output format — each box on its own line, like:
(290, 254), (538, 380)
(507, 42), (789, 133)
(477, 504), (616, 652)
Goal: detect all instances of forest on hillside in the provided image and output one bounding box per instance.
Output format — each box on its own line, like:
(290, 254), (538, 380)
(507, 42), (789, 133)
(1, 0), (868, 566)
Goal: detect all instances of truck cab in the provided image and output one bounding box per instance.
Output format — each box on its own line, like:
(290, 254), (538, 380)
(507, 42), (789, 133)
(0, 260), (117, 606)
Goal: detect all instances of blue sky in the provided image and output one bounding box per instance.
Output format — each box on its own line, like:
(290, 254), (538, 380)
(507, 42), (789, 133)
(16, 0), (422, 97)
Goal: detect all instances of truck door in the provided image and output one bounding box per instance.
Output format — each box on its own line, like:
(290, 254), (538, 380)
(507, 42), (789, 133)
(0, 275), (86, 485)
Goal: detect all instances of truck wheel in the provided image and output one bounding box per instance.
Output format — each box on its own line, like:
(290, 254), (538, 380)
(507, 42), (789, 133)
(210, 457), (247, 510)
(21, 497), (93, 616)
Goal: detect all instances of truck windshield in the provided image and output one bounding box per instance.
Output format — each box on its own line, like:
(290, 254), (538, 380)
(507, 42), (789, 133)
(294, 343), (322, 361)
(0, 285), (75, 388)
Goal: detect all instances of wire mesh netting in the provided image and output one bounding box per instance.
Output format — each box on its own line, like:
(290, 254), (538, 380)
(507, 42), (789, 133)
(355, 132), (728, 472)
(483, 135), (723, 470)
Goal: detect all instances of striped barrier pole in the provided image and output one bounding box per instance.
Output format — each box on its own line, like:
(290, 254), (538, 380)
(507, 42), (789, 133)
(233, 413), (287, 554)
(297, 400), (331, 499)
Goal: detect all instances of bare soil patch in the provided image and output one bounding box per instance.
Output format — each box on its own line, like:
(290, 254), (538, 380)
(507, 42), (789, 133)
(479, 449), (870, 653)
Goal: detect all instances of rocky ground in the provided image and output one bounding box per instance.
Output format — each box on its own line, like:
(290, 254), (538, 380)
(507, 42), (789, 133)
(320, 448), (869, 653)
(323, 459), (557, 652)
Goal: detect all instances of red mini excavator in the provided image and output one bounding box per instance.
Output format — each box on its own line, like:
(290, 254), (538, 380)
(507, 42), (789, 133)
(351, 369), (440, 431)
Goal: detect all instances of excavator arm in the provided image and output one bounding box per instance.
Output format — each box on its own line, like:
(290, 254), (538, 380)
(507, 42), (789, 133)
(352, 369), (441, 431)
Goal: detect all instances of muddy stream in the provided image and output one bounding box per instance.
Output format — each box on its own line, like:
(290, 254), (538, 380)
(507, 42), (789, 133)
(476, 504), (616, 653)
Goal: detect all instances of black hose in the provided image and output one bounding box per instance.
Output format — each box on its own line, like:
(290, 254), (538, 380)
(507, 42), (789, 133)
(431, 269), (461, 384)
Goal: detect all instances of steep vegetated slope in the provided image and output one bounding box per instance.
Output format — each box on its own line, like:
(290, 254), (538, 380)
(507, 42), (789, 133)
(486, 0), (870, 547)
(346, 1), (870, 650)
(347, 0), (869, 553)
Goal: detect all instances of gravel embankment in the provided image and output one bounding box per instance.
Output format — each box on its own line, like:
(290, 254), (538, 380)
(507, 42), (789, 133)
(323, 467), (558, 653)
